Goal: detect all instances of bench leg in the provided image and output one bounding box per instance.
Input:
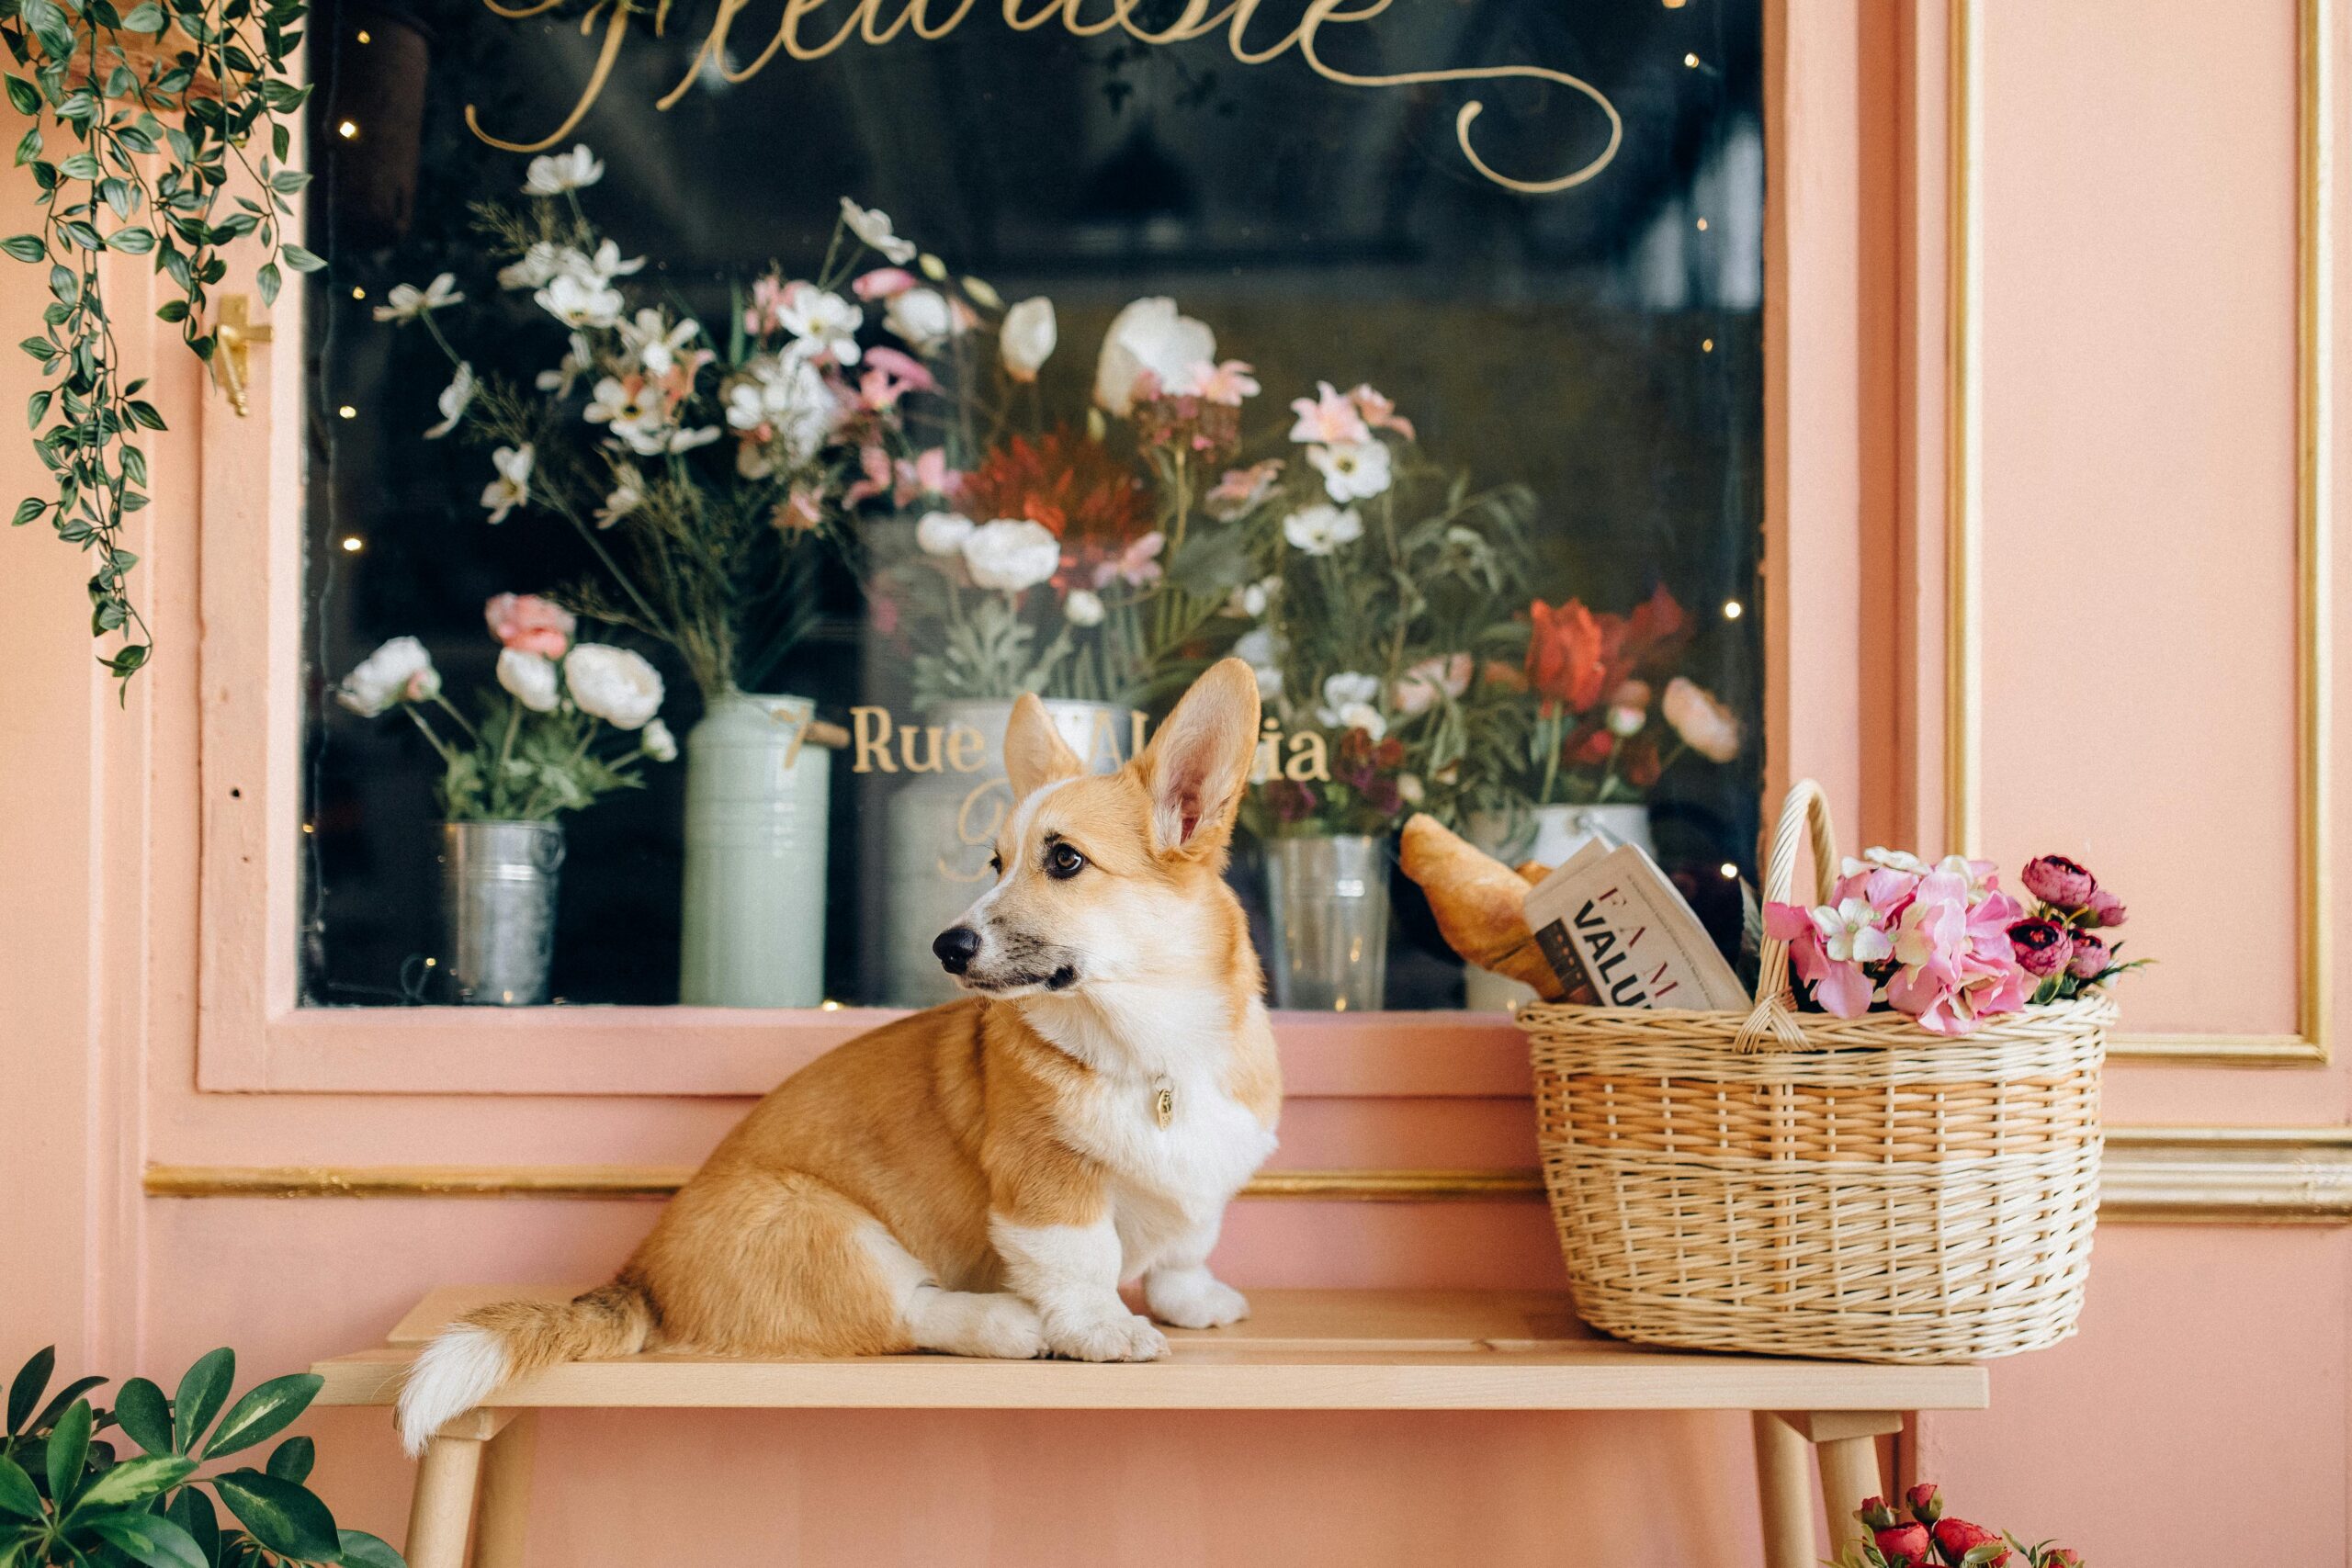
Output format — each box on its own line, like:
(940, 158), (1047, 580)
(403, 1434), (486, 1568)
(473, 1411), (538, 1568)
(1751, 1412), (1815, 1568)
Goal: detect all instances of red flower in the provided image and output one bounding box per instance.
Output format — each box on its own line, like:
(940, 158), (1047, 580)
(2083, 886), (2128, 928)
(2020, 854), (2097, 908)
(958, 428), (1154, 552)
(1905, 1483), (1944, 1524)
(2066, 931), (2111, 980)
(1874, 1523), (1932, 1564)
(1527, 598), (1612, 713)
(2040, 1550), (2082, 1567)
(1932, 1517), (2009, 1566)
(2007, 917), (2074, 976)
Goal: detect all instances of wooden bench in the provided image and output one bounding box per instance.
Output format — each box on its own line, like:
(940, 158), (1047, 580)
(313, 1285), (1986, 1568)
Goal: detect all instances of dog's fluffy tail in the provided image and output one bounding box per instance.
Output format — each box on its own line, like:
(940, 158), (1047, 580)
(397, 1278), (653, 1454)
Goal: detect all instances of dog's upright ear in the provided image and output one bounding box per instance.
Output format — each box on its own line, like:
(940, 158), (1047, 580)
(1004, 692), (1086, 802)
(1139, 657), (1261, 859)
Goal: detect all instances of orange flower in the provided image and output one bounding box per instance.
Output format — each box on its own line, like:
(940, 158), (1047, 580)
(957, 428), (1152, 549)
(1526, 598), (1613, 713)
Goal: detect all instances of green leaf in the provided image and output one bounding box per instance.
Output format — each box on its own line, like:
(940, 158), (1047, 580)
(15, 127), (41, 167)
(168, 1350), (232, 1456)
(44, 1399), (89, 1504)
(12, 496), (44, 525)
(18, 336), (54, 360)
(84, 1511), (207, 1568)
(55, 151), (99, 181)
(110, 1379), (172, 1456)
(6, 1351), (51, 1436)
(3, 76), (35, 114)
(209, 1468), (338, 1561)
(72, 1451), (194, 1509)
(153, 298), (187, 323)
(27, 1378), (103, 1438)
(0, 1459), (40, 1520)
(254, 259), (277, 307)
(0, 234), (45, 263)
(118, 1), (164, 28)
(280, 243), (322, 273)
(334, 1528), (403, 1568)
(107, 226), (155, 254)
(200, 1374), (318, 1461)
(164, 1487), (219, 1562)
(262, 1436), (311, 1483)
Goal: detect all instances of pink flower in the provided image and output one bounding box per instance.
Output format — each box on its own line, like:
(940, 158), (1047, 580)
(1391, 653), (1473, 716)
(841, 443), (894, 507)
(1183, 359), (1260, 406)
(1346, 382), (1416, 440)
(775, 484), (823, 533)
(483, 592), (574, 659)
(2007, 918), (2073, 976)
(1090, 530), (1165, 589)
(2021, 853), (2098, 908)
(743, 274), (790, 334)
(1288, 380), (1373, 445)
(2067, 930), (2111, 980)
(2085, 886), (2128, 928)
(896, 447), (957, 505)
(1765, 900), (1876, 1017)
(1205, 459), (1283, 520)
(1883, 871), (2031, 1034)
(863, 345), (936, 393)
(852, 267), (918, 301)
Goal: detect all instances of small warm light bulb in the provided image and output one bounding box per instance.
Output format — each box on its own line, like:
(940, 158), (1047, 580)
(1719, 863), (1739, 880)
(356, 27), (371, 41)
(337, 404), (357, 419)
(1701, 337), (1715, 353)
(424, 956), (436, 967)
(1723, 599), (1744, 620)
(1663, 0), (1688, 7)
(350, 286), (366, 299)
(301, 822), (315, 834)
(336, 119), (358, 140)
(1683, 51), (1701, 67)
(1695, 216), (1709, 231)
(340, 535), (363, 553)
(820, 998), (842, 1011)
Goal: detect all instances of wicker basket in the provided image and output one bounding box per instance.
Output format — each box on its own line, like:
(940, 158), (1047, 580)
(1518, 779), (2109, 1363)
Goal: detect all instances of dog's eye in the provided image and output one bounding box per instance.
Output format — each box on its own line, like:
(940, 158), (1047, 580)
(989, 852), (1004, 876)
(1045, 841), (1086, 880)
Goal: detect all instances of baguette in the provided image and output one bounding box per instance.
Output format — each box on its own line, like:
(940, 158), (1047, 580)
(1399, 814), (1580, 1001)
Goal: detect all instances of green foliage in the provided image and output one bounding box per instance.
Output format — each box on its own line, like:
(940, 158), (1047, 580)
(0, 0), (316, 694)
(0, 1344), (400, 1568)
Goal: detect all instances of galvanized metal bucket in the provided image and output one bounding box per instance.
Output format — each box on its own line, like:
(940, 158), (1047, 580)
(439, 819), (565, 1006)
(1263, 832), (1390, 1011)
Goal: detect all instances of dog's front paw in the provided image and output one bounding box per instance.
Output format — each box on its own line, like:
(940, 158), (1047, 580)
(1045, 1311), (1169, 1362)
(1145, 1269), (1250, 1330)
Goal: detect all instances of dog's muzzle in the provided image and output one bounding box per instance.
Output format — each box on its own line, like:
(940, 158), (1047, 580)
(933, 925), (981, 976)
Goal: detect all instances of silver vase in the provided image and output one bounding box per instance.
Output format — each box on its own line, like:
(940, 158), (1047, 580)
(1263, 833), (1390, 1011)
(438, 819), (564, 1006)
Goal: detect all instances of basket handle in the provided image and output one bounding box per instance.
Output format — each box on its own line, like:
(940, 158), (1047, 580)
(1732, 778), (1842, 1052)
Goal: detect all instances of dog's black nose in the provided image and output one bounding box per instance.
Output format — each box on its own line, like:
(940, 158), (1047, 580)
(933, 926), (981, 975)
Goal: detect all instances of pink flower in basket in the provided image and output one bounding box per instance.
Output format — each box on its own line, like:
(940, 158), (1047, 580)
(1883, 870), (2030, 1034)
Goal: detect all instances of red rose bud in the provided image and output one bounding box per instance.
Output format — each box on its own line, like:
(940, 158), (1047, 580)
(2007, 918), (2074, 976)
(1857, 1497), (1899, 1531)
(1932, 1517), (2010, 1566)
(2066, 931), (2110, 979)
(1905, 1483), (1944, 1524)
(2020, 854), (2097, 908)
(2084, 886), (2127, 928)
(1874, 1523), (1932, 1563)
(2040, 1551), (2082, 1567)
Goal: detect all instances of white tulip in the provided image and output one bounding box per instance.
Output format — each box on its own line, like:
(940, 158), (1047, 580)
(496, 649), (561, 713)
(959, 518), (1061, 593)
(883, 288), (955, 354)
(1092, 297), (1215, 416)
(562, 644), (665, 731)
(1001, 297), (1057, 383)
(916, 510), (975, 557)
(336, 636), (438, 716)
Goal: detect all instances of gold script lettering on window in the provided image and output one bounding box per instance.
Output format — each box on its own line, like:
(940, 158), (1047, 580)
(300, 0), (1763, 1011)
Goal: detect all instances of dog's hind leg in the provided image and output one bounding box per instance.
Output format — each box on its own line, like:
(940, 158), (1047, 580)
(857, 1226), (1046, 1360)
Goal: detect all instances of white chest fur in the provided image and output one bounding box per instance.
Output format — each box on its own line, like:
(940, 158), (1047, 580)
(1023, 987), (1279, 1272)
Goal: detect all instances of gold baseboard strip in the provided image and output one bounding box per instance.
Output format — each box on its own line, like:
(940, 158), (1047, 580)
(143, 1130), (2352, 1222)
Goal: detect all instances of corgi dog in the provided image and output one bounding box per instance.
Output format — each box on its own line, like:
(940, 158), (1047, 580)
(397, 658), (1280, 1452)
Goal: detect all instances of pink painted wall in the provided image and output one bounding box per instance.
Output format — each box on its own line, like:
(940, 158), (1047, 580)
(5, 3), (2349, 1563)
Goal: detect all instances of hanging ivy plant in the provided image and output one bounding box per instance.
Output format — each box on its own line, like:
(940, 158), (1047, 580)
(0, 0), (318, 692)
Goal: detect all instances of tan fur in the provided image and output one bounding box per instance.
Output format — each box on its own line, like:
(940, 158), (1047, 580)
(402, 660), (1280, 1443)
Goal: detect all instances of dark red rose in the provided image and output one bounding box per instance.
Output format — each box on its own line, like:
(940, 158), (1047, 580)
(1905, 1483), (1943, 1523)
(2067, 931), (2111, 980)
(2021, 854), (2097, 908)
(1873, 1523), (1932, 1564)
(1373, 736), (1406, 770)
(1568, 727), (1614, 766)
(1932, 1517), (2009, 1565)
(2007, 918), (2074, 977)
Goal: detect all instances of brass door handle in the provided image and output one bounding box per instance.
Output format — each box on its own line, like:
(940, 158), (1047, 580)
(213, 294), (275, 416)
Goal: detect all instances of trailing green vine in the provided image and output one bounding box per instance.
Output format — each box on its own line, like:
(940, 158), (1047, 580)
(0, 0), (316, 692)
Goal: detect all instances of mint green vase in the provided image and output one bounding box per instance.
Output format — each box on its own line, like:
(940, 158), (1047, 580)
(679, 692), (831, 1007)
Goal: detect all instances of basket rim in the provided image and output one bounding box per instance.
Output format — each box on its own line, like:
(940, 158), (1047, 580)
(1515, 991), (2119, 1032)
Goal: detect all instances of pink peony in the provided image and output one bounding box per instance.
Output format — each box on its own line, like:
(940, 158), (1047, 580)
(2007, 918), (2074, 976)
(2084, 886), (2128, 928)
(2021, 853), (2097, 908)
(483, 593), (574, 659)
(2067, 930), (2111, 980)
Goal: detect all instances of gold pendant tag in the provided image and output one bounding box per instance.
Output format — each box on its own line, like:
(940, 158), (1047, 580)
(1153, 1083), (1175, 1128)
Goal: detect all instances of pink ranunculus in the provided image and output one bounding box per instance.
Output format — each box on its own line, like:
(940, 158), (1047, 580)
(2021, 853), (2097, 908)
(483, 592), (575, 659)
(853, 267), (918, 301)
(2085, 886), (2128, 928)
(2067, 930), (2111, 979)
(2007, 917), (2074, 976)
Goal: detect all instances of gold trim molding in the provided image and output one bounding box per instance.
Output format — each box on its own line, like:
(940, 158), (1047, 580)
(143, 1131), (2352, 1222)
(1945, 0), (2335, 1066)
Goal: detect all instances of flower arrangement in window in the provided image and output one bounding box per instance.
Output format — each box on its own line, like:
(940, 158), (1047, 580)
(1512, 588), (1743, 806)
(334, 593), (675, 821)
